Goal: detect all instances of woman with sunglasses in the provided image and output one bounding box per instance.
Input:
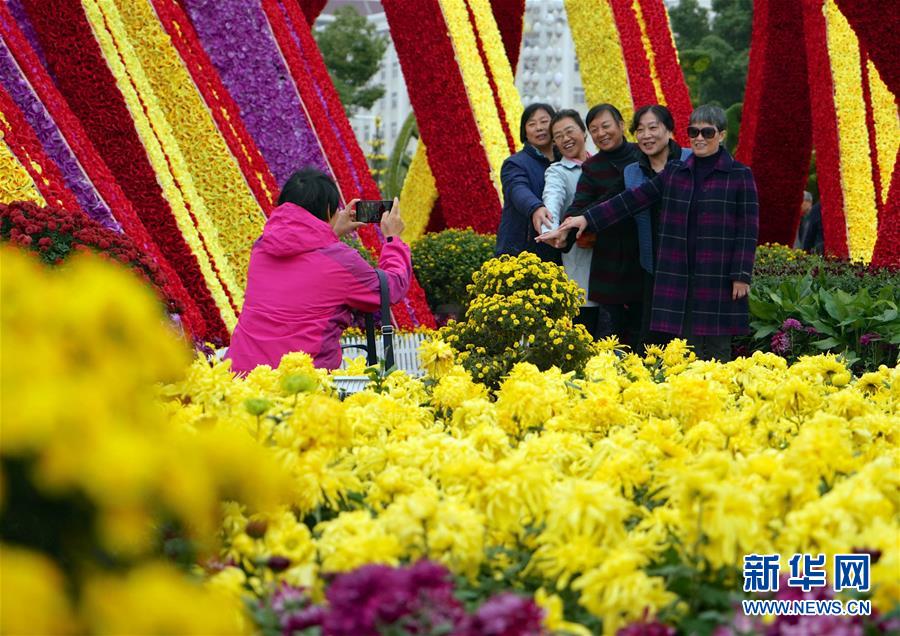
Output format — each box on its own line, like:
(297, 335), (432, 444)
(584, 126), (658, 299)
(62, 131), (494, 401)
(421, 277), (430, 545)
(537, 105), (759, 361)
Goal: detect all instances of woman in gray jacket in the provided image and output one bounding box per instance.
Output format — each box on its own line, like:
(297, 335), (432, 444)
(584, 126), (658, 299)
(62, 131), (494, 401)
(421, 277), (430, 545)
(541, 109), (598, 335)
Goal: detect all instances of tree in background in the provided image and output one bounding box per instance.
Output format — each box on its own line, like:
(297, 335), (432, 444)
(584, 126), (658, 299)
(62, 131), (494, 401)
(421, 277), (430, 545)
(366, 116), (388, 192)
(668, 0), (752, 109)
(314, 6), (388, 115)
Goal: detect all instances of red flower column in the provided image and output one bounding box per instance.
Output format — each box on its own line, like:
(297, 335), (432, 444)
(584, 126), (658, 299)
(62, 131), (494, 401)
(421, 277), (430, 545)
(381, 0), (502, 234)
(489, 0), (526, 71)
(736, 0), (813, 247)
(833, 0), (899, 96)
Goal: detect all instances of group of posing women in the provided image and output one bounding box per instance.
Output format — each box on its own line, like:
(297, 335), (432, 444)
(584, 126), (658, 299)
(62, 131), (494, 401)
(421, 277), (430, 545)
(496, 102), (759, 361)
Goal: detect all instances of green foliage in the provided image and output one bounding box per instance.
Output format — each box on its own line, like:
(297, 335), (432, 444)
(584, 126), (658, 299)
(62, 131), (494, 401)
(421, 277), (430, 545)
(669, 0), (752, 108)
(440, 253), (598, 387)
(314, 6), (388, 114)
(724, 102), (742, 153)
(668, 0), (711, 49)
(742, 245), (900, 369)
(411, 228), (496, 308)
(383, 113), (418, 199)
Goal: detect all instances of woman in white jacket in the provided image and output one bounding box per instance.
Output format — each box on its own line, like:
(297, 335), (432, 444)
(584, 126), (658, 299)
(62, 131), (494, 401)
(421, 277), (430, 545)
(541, 109), (597, 335)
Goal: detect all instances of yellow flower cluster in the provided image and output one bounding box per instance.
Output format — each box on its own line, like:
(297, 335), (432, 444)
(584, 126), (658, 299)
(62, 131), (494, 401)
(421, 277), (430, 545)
(163, 340), (900, 634)
(82, 0), (243, 327)
(105, 0), (267, 290)
(399, 143), (439, 243)
(439, 252), (597, 385)
(0, 246), (295, 632)
(5, 243), (898, 634)
(866, 58), (898, 208)
(754, 242), (806, 265)
(564, 0), (635, 126)
(824, 0), (898, 263)
(0, 136), (46, 205)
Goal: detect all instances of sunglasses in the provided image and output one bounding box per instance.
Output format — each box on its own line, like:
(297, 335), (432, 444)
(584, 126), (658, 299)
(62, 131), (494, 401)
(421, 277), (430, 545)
(687, 126), (719, 139)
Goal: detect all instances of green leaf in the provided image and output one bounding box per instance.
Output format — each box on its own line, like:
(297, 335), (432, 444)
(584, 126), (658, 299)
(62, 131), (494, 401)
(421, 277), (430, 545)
(752, 324), (778, 339)
(871, 308), (898, 323)
(813, 337), (842, 349)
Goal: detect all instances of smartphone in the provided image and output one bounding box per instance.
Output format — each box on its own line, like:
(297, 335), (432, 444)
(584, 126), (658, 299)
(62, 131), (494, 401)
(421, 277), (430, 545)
(355, 200), (392, 223)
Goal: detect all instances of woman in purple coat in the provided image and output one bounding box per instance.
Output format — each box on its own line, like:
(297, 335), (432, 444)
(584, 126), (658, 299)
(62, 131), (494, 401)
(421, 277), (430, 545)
(537, 105), (759, 361)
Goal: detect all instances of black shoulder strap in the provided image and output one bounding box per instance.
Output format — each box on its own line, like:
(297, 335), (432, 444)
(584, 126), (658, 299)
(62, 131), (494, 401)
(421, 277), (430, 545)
(363, 312), (377, 366)
(375, 268), (394, 369)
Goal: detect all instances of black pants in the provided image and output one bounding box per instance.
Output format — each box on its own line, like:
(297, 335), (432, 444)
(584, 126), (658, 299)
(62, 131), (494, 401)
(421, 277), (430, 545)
(596, 302), (643, 350)
(575, 306), (600, 338)
(679, 286), (732, 362)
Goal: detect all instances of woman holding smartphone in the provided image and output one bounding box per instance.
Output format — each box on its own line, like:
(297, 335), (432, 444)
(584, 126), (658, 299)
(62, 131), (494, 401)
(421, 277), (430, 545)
(227, 168), (410, 372)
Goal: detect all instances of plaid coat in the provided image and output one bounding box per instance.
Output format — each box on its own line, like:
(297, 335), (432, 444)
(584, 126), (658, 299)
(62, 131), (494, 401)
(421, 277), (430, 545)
(583, 149), (759, 336)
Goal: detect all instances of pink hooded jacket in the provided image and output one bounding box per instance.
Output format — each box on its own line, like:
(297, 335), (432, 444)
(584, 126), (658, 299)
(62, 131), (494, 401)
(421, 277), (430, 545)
(226, 203), (412, 372)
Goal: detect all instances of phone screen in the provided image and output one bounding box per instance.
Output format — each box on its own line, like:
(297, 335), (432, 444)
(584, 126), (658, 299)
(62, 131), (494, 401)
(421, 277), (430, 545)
(355, 200), (392, 223)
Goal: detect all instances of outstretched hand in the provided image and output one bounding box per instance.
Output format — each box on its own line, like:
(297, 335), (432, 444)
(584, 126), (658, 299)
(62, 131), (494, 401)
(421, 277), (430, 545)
(535, 215), (589, 247)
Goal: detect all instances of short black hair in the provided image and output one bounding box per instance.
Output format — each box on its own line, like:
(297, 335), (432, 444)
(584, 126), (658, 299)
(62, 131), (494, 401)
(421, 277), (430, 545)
(550, 109), (586, 134)
(585, 103), (624, 128)
(630, 104), (675, 134)
(520, 103), (556, 143)
(277, 169), (340, 222)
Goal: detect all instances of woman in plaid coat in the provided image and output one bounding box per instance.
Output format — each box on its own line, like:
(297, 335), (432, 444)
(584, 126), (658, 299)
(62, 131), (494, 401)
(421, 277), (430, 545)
(538, 105), (759, 361)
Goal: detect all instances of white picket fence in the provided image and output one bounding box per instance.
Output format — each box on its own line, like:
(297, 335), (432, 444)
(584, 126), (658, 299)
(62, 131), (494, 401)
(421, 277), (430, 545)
(339, 331), (428, 376)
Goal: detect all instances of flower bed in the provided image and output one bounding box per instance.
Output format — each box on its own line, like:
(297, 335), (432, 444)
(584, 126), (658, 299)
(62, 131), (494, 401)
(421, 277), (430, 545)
(2, 244), (897, 635)
(746, 244), (900, 369)
(0, 201), (184, 314)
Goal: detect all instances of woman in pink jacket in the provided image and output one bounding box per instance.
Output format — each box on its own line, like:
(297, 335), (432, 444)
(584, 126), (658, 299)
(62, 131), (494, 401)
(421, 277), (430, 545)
(226, 169), (411, 372)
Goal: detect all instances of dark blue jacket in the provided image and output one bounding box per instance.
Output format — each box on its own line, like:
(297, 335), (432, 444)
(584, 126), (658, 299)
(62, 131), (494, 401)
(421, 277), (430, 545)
(495, 145), (559, 261)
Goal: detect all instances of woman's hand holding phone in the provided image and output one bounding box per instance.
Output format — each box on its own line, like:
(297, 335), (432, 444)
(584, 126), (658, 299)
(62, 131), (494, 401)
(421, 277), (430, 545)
(380, 197), (404, 239)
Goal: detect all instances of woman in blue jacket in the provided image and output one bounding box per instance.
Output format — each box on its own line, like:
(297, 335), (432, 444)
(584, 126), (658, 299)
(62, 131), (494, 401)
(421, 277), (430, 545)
(623, 104), (691, 347)
(495, 103), (561, 263)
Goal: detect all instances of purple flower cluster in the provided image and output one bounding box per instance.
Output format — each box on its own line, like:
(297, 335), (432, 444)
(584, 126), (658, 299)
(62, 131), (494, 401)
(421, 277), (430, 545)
(321, 561), (463, 635)
(182, 0), (329, 186)
(859, 332), (881, 346)
(269, 561), (546, 636)
(771, 330), (792, 355)
(456, 593), (545, 636)
(770, 319), (821, 357)
(0, 38), (119, 230)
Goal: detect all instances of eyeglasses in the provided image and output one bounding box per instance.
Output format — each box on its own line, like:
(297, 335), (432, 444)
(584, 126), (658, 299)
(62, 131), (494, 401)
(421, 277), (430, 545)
(687, 126), (719, 139)
(552, 127), (580, 142)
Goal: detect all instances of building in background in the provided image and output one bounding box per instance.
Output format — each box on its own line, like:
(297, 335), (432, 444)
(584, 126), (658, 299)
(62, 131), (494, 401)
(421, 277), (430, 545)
(516, 0), (587, 116)
(317, 0), (588, 157)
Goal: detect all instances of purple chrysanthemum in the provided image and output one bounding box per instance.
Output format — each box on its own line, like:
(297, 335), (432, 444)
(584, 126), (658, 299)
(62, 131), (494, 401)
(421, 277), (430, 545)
(771, 331), (792, 355)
